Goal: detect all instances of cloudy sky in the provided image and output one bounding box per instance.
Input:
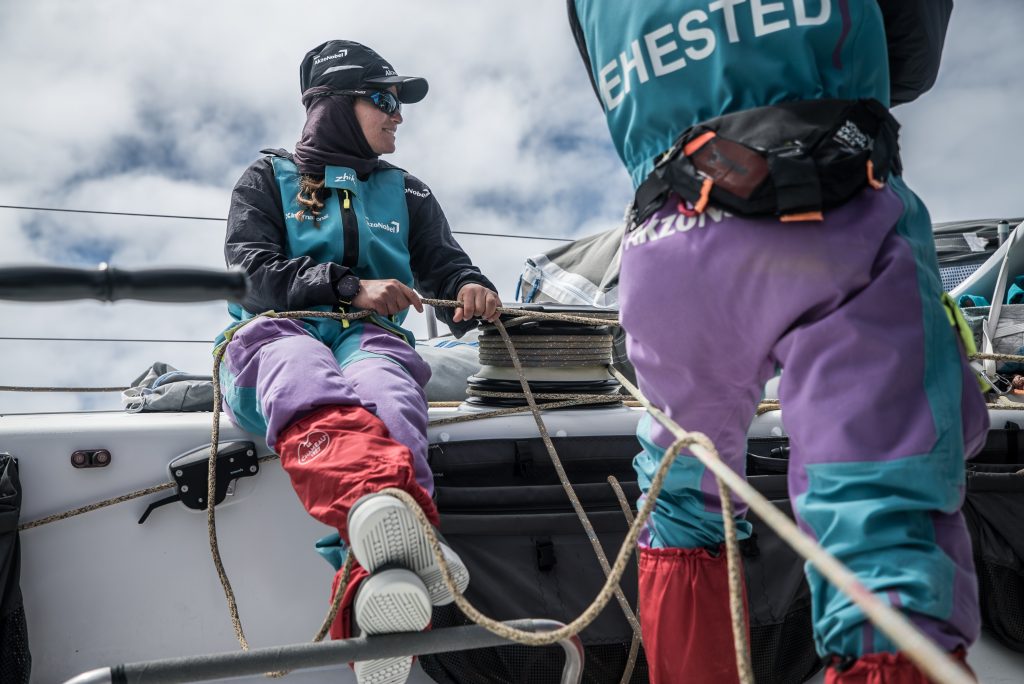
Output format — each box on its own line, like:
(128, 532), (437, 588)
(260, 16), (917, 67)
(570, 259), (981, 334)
(0, 0), (1021, 415)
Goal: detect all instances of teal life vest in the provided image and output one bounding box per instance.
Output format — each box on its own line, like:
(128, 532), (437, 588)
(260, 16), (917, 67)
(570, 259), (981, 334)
(572, 0), (892, 189)
(227, 155), (415, 343)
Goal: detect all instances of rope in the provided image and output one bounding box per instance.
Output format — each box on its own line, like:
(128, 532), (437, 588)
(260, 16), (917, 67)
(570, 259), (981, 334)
(478, 334), (613, 347)
(476, 334), (614, 367)
(716, 464), (755, 682)
(488, 318), (643, 640)
(210, 341), (253, 651)
(466, 389), (621, 402)
(17, 481), (175, 531)
(971, 351), (1024, 363)
(500, 312), (619, 329)
(988, 397), (1024, 411)
(477, 355), (612, 368)
(430, 299), (620, 328)
(15, 452), (281, 532)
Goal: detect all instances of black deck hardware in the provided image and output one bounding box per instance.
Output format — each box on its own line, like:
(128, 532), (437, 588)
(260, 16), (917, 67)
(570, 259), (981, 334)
(138, 441), (258, 524)
(71, 449), (112, 468)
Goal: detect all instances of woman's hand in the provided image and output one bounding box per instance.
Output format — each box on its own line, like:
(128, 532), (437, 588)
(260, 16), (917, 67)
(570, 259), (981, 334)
(351, 279), (423, 317)
(454, 283), (501, 323)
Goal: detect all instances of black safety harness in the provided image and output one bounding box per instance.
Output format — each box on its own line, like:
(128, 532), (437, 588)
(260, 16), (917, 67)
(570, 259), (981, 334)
(630, 98), (903, 228)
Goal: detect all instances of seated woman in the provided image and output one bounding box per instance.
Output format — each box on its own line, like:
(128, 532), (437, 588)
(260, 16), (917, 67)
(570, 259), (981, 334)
(218, 39), (500, 684)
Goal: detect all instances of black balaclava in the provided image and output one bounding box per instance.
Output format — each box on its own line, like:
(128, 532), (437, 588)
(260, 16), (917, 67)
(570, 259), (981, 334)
(293, 86), (379, 178)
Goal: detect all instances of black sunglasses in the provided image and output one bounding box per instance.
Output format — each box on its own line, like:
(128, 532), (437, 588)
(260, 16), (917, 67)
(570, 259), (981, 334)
(336, 89), (401, 115)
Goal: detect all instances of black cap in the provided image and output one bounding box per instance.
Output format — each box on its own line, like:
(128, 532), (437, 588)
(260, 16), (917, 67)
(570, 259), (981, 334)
(299, 40), (428, 104)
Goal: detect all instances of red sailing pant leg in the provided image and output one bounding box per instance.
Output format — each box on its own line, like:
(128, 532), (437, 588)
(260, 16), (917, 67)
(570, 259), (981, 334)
(275, 404), (440, 543)
(639, 545), (749, 684)
(825, 648), (974, 683)
(276, 404), (441, 640)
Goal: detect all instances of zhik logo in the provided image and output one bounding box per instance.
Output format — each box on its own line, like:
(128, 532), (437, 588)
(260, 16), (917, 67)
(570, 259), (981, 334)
(334, 172), (356, 184)
(297, 431), (330, 464)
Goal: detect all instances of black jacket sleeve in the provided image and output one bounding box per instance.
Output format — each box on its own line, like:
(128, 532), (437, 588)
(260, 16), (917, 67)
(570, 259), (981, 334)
(224, 158), (350, 313)
(404, 175), (497, 337)
(566, 0), (602, 106)
(878, 0), (953, 106)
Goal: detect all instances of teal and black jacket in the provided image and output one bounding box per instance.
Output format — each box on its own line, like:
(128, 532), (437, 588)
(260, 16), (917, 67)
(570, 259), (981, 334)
(224, 150), (495, 337)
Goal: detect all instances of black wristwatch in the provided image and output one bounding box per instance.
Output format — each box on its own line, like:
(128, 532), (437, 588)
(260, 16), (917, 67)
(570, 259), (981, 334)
(335, 274), (361, 303)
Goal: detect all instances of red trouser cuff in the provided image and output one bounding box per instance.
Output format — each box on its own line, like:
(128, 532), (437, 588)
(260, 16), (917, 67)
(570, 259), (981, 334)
(638, 545), (749, 684)
(276, 404), (439, 543)
(826, 648), (974, 684)
(329, 562), (370, 640)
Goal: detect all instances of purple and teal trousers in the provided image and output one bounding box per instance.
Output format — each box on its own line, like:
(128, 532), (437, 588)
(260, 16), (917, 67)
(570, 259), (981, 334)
(217, 316), (434, 493)
(216, 315), (438, 640)
(622, 179), (988, 659)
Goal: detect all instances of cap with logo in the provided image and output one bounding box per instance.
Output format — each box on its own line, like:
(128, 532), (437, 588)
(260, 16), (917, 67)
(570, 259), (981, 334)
(299, 40), (428, 104)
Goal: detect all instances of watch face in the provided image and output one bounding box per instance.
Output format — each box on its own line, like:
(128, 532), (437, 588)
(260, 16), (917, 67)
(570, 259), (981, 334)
(338, 276), (360, 300)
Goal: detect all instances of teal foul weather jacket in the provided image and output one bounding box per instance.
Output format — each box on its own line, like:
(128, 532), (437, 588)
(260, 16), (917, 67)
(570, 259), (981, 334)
(568, 0), (950, 190)
(223, 150), (495, 340)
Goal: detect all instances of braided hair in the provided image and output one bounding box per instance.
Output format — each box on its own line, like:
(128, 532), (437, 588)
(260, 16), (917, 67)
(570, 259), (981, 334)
(295, 175), (327, 222)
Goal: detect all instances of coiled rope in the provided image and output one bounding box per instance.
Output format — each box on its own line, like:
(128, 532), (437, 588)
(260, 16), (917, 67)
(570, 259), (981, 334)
(476, 332), (615, 368)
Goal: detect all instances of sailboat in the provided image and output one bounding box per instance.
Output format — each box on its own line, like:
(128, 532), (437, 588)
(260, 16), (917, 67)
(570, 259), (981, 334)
(1, 221), (1023, 683)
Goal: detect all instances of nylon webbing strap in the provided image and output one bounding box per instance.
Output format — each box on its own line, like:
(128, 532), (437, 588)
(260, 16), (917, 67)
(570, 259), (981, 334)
(767, 149), (821, 214)
(631, 171), (672, 228)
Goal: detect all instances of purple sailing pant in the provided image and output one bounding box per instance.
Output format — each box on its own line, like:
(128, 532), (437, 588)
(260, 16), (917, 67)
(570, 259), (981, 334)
(218, 316), (434, 493)
(622, 180), (989, 658)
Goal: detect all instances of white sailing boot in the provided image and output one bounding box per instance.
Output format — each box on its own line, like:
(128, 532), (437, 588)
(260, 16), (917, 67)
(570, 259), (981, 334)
(348, 492), (470, 605)
(352, 568), (432, 684)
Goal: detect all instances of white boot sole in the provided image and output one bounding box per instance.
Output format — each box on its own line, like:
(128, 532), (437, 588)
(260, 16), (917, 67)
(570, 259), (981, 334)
(349, 494), (470, 605)
(353, 568), (432, 684)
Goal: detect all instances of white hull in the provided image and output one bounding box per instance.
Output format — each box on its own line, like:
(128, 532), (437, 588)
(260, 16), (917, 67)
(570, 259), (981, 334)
(6, 405), (1023, 682)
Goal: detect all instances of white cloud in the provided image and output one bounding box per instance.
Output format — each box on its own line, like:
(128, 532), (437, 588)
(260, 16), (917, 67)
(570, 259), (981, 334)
(0, 0), (1022, 413)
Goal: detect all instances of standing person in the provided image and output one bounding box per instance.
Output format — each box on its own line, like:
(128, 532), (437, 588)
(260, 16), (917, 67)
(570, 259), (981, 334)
(218, 39), (500, 684)
(567, 2), (987, 682)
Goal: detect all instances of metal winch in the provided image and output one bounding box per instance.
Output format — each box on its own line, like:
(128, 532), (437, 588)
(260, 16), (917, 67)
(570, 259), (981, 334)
(466, 304), (623, 408)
